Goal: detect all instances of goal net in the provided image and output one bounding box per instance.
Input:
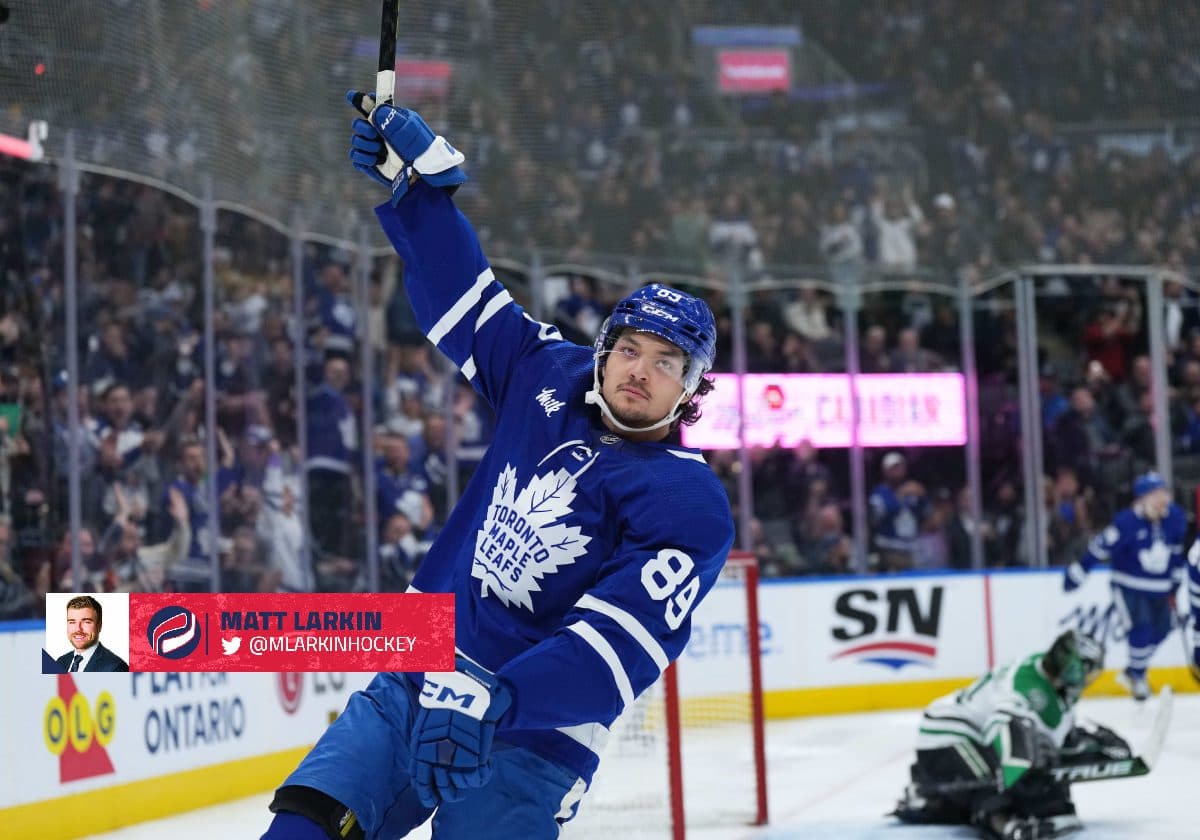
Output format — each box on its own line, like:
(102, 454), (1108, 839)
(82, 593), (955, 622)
(564, 552), (767, 839)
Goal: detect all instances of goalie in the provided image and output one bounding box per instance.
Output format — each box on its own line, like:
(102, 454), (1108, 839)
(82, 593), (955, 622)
(892, 630), (1128, 839)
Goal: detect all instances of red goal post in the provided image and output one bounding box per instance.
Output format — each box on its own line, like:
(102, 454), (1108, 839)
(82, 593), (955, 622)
(564, 550), (768, 838)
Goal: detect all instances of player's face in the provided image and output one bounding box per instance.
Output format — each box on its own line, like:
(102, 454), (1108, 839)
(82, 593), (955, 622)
(66, 607), (100, 650)
(601, 332), (687, 429)
(1143, 488), (1170, 519)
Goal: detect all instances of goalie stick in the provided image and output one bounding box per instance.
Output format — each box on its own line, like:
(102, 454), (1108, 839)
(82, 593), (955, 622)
(917, 687), (1174, 797)
(376, 0), (399, 106)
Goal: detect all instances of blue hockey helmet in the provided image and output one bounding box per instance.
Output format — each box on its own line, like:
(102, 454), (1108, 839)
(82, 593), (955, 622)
(595, 284), (717, 395)
(1133, 471), (1167, 499)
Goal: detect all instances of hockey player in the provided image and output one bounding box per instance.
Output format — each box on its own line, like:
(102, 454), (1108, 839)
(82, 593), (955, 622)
(261, 96), (734, 839)
(893, 630), (1127, 839)
(1062, 471), (1186, 700)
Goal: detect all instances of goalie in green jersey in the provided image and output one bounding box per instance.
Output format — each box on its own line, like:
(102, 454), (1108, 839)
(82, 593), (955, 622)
(892, 630), (1131, 840)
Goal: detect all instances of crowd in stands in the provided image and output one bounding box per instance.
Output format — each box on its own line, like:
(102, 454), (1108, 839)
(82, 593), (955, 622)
(3, 3), (1200, 616)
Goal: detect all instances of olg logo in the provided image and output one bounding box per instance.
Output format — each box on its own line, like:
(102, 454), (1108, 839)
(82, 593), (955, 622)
(44, 689), (115, 756)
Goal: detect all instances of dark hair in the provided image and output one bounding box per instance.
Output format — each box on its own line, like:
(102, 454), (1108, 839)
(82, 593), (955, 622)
(675, 375), (715, 430)
(66, 595), (103, 626)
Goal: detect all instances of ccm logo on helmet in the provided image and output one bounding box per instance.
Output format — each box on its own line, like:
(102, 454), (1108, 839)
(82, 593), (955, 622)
(639, 302), (680, 322)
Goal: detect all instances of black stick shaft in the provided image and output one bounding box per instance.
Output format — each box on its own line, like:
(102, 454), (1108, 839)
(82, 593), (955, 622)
(377, 0), (399, 104)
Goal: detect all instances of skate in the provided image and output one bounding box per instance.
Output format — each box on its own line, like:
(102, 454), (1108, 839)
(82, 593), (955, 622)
(1116, 669), (1150, 701)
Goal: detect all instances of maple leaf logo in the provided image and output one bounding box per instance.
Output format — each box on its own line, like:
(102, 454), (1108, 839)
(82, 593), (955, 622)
(473, 462), (592, 611)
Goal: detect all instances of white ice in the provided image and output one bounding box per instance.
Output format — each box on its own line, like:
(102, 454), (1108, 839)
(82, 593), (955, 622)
(86, 693), (1197, 839)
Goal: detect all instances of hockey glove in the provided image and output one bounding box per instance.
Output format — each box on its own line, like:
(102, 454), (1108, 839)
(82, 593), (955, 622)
(1061, 721), (1132, 762)
(346, 91), (466, 205)
(409, 656), (512, 808)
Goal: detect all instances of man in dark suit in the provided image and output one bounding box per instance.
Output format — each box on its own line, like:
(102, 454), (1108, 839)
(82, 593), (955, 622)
(56, 595), (129, 672)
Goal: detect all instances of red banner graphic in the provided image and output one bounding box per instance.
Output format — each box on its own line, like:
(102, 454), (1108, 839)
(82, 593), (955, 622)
(129, 593), (455, 672)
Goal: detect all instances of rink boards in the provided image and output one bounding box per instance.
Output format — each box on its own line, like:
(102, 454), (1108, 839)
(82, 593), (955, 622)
(2, 567), (1196, 838)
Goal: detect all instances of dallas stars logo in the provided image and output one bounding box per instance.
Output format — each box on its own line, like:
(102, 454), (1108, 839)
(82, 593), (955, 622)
(473, 463), (592, 611)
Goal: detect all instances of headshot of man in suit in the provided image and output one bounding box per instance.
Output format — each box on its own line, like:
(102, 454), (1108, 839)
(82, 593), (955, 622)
(56, 595), (129, 673)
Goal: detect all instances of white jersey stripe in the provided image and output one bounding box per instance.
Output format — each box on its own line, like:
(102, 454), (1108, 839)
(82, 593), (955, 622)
(427, 268), (495, 346)
(568, 621), (634, 709)
(556, 721), (611, 755)
(1111, 570), (1176, 592)
(475, 288), (512, 332)
(576, 594), (669, 672)
(460, 356), (477, 382)
(666, 449), (708, 464)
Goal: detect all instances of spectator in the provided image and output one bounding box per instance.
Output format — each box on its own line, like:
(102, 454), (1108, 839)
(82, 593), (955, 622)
(869, 452), (928, 572)
(305, 357), (358, 565)
(871, 185), (926, 270)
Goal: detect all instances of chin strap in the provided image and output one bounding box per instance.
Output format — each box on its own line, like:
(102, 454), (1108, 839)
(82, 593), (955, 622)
(584, 356), (689, 436)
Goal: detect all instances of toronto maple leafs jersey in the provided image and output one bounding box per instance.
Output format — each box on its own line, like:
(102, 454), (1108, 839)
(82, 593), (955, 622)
(917, 653), (1074, 789)
(372, 181), (735, 783)
(1065, 503), (1186, 594)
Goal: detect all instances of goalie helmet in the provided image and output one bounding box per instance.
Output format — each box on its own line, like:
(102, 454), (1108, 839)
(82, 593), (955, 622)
(585, 284), (717, 434)
(1044, 630), (1104, 704)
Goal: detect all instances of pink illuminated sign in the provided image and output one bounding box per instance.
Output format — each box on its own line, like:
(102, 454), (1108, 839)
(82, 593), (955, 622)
(681, 373), (967, 450)
(717, 49), (792, 94)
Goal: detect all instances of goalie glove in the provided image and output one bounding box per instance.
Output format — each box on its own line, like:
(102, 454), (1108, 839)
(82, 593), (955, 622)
(409, 655), (512, 808)
(346, 90), (466, 205)
(1061, 721), (1132, 762)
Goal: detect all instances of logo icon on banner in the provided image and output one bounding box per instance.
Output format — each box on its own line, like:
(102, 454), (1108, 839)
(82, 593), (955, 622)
(829, 586), (943, 670)
(277, 672), (303, 714)
(43, 676), (116, 782)
(147, 605), (202, 659)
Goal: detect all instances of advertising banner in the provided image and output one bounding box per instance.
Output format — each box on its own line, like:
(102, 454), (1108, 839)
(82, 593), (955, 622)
(716, 50), (791, 94)
(41, 593), (454, 674)
(681, 373), (967, 450)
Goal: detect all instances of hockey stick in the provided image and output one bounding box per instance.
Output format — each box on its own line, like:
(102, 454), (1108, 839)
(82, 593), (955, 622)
(377, 0), (399, 106)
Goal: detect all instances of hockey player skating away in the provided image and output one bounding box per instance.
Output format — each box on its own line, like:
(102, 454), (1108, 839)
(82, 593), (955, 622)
(1062, 471), (1186, 700)
(892, 630), (1127, 839)
(261, 96), (734, 839)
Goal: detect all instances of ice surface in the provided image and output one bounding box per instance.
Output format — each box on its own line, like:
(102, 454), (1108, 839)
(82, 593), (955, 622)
(87, 693), (1197, 839)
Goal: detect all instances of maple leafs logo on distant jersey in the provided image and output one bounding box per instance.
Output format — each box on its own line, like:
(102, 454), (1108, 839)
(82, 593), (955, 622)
(473, 463), (592, 611)
(1137, 539), (1171, 575)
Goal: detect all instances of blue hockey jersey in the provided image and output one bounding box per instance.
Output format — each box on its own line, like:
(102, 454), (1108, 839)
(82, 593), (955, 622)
(373, 181), (735, 783)
(1066, 503), (1186, 594)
